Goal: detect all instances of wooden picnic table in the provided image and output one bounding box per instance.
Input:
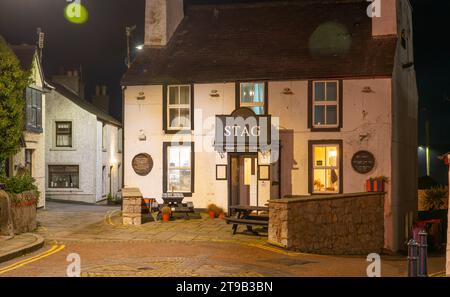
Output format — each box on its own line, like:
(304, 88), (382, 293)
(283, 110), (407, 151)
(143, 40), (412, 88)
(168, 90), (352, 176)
(226, 205), (269, 235)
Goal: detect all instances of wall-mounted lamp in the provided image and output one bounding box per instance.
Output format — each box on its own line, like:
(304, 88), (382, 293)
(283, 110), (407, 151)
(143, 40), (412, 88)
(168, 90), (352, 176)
(137, 91), (145, 100)
(359, 133), (369, 142)
(210, 90), (220, 98)
(362, 86), (374, 93)
(219, 152), (225, 159)
(138, 130), (147, 141)
(282, 88), (294, 95)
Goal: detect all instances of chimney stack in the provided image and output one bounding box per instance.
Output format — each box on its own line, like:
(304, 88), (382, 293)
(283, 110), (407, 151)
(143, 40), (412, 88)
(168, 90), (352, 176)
(52, 67), (84, 98)
(92, 84), (110, 113)
(144, 0), (184, 47)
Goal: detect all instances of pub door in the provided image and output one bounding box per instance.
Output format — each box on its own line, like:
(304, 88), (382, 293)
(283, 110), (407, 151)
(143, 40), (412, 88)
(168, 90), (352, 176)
(229, 154), (258, 211)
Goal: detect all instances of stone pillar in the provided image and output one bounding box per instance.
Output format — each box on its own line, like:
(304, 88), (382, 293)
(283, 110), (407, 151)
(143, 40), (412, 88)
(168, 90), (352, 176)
(122, 188), (142, 226)
(0, 190), (13, 236)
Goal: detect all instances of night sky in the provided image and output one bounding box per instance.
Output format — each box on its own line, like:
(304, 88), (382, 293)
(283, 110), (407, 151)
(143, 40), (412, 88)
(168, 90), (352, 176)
(0, 0), (449, 178)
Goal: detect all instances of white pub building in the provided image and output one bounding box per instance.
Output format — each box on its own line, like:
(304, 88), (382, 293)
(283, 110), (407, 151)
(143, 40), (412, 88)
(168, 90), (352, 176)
(122, 0), (418, 252)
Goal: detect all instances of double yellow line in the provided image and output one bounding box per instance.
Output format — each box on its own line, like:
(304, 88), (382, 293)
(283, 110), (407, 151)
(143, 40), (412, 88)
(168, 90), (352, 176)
(0, 243), (65, 275)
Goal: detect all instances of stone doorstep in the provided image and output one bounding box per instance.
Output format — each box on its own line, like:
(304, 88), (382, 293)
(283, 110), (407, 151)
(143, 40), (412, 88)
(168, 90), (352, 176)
(0, 234), (45, 264)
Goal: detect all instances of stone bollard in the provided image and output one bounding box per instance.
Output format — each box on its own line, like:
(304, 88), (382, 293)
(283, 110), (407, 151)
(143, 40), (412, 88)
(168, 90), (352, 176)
(122, 188), (143, 226)
(407, 239), (418, 277)
(418, 230), (428, 277)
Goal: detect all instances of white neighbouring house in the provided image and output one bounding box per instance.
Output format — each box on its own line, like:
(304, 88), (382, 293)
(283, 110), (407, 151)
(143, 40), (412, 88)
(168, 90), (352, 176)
(121, 0), (418, 252)
(6, 44), (52, 209)
(45, 72), (123, 204)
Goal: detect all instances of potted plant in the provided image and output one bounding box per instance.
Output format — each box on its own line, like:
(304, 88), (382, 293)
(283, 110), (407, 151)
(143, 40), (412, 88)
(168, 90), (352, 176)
(161, 206), (172, 222)
(423, 186), (448, 211)
(218, 207), (226, 220)
(366, 176), (389, 192)
(207, 204), (219, 219)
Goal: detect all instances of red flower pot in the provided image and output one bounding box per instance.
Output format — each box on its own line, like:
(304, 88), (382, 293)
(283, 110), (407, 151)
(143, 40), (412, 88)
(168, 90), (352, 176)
(366, 179), (385, 192)
(209, 211), (216, 219)
(219, 213), (225, 220)
(162, 214), (170, 222)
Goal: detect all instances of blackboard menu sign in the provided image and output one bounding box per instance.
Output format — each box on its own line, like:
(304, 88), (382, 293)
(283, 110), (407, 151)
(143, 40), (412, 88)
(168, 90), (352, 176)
(132, 153), (153, 176)
(351, 151), (375, 174)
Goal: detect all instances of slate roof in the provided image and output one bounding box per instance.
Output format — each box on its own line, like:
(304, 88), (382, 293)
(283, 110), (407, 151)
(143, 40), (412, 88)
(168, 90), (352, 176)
(52, 82), (122, 127)
(122, 0), (397, 86)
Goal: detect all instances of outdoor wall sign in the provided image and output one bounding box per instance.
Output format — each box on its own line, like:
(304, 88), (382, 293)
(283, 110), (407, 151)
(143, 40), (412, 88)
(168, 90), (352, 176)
(351, 150), (375, 174)
(132, 153), (153, 176)
(214, 107), (271, 152)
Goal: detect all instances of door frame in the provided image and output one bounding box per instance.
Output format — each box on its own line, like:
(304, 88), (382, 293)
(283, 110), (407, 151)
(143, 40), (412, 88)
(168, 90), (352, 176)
(227, 152), (259, 213)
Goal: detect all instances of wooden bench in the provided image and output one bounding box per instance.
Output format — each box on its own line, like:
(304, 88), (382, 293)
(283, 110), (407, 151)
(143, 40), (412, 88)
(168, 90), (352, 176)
(225, 217), (269, 235)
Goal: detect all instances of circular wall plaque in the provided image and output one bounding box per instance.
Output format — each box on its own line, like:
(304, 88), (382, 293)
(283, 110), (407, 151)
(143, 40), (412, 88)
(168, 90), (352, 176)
(351, 151), (375, 174)
(132, 153), (153, 176)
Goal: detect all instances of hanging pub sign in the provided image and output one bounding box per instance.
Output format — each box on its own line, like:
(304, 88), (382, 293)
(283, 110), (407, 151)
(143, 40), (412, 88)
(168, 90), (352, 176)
(132, 153), (154, 176)
(351, 150), (375, 174)
(214, 107), (271, 152)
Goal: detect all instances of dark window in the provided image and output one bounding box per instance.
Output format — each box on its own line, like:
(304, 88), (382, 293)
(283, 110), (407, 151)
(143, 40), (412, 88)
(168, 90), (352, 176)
(308, 80), (343, 132)
(25, 149), (33, 176)
(163, 142), (195, 196)
(55, 122), (72, 147)
(48, 165), (79, 188)
(26, 87), (43, 133)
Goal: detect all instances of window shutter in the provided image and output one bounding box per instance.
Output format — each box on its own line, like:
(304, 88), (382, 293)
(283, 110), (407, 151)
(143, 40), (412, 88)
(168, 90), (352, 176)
(37, 92), (42, 129)
(25, 88), (32, 129)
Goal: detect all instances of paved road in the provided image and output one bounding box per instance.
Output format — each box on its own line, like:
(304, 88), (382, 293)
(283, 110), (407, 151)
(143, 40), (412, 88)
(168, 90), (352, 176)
(0, 202), (446, 277)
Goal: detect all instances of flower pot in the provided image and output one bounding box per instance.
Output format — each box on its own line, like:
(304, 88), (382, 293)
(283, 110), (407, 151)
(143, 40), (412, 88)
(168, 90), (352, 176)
(219, 213), (225, 220)
(209, 211), (216, 219)
(366, 179), (385, 192)
(162, 214), (170, 222)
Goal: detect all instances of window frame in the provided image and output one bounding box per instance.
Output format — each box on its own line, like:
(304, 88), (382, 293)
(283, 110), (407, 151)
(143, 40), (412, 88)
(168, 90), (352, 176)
(308, 80), (343, 132)
(236, 81), (268, 115)
(48, 165), (80, 189)
(163, 84), (194, 133)
(308, 140), (343, 194)
(55, 121), (73, 148)
(25, 149), (33, 176)
(25, 87), (43, 133)
(162, 142), (195, 196)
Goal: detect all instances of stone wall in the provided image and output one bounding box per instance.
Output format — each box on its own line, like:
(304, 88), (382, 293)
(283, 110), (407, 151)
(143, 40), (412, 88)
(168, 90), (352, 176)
(122, 188), (142, 226)
(0, 190), (37, 235)
(269, 192), (385, 255)
(0, 191), (13, 236)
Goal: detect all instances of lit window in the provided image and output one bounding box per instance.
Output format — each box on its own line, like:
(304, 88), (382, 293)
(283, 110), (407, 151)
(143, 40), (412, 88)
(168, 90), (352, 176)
(312, 81), (339, 128)
(167, 85), (191, 130)
(48, 165), (79, 189)
(240, 82), (265, 115)
(167, 145), (192, 193)
(312, 144), (339, 193)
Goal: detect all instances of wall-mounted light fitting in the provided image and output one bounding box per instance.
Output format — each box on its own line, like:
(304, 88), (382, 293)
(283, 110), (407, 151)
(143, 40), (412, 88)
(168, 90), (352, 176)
(282, 88), (294, 95)
(210, 90), (220, 98)
(138, 130), (147, 141)
(137, 91), (146, 100)
(362, 86), (374, 93)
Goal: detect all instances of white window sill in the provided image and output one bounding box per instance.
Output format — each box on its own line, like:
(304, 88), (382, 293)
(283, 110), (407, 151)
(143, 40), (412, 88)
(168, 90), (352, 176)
(47, 188), (83, 193)
(50, 147), (76, 151)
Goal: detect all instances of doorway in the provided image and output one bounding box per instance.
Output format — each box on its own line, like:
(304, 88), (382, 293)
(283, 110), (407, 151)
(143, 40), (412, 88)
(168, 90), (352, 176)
(228, 153), (258, 211)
